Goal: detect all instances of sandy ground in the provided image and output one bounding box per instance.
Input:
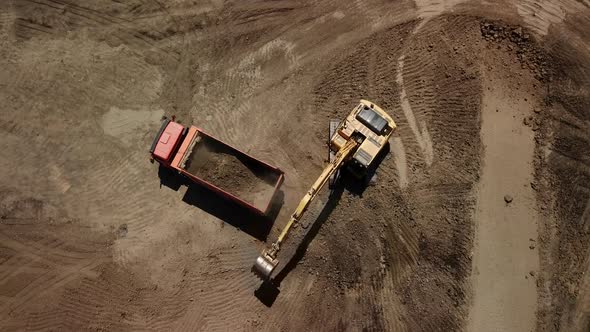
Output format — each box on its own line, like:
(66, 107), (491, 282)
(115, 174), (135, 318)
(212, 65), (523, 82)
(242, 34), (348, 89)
(0, 0), (589, 331)
(469, 56), (540, 332)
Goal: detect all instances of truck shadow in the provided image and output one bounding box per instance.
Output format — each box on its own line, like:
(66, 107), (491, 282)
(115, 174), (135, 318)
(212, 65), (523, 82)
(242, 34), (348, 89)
(254, 142), (391, 307)
(157, 165), (283, 241)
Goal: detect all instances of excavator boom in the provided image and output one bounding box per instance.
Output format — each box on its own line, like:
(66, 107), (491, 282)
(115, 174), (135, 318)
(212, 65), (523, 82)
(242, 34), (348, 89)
(252, 139), (358, 279)
(277, 139), (357, 246)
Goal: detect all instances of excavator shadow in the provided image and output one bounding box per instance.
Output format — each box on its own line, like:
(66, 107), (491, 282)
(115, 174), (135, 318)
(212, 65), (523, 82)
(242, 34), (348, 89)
(254, 143), (391, 307)
(157, 165), (283, 241)
(254, 182), (345, 307)
(342, 143), (390, 196)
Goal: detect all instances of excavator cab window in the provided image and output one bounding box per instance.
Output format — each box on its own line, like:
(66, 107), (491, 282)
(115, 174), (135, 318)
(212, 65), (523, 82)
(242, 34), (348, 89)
(356, 106), (389, 135)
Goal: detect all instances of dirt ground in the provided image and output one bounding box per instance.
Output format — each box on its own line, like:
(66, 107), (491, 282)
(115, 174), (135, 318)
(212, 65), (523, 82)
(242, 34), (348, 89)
(184, 137), (277, 210)
(0, 0), (589, 331)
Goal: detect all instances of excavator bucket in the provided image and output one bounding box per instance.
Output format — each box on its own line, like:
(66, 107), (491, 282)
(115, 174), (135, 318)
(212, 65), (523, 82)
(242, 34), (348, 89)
(252, 252), (278, 280)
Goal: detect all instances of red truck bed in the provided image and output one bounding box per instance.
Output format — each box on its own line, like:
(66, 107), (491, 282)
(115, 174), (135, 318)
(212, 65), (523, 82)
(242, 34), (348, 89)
(151, 120), (284, 216)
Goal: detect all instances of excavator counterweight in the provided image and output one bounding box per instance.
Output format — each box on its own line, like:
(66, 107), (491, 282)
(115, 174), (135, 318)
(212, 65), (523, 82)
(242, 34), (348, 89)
(252, 100), (396, 280)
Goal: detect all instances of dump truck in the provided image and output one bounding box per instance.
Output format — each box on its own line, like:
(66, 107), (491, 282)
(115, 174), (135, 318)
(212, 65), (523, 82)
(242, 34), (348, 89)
(253, 100), (396, 279)
(150, 118), (284, 216)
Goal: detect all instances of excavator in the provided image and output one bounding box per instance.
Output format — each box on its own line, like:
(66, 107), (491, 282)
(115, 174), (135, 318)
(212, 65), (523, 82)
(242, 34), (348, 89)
(252, 100), (397, 280)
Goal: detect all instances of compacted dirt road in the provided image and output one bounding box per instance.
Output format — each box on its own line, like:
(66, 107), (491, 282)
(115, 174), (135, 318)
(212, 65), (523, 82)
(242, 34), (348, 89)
(0, 0), (589, 331)
(469, 51), (541, 332)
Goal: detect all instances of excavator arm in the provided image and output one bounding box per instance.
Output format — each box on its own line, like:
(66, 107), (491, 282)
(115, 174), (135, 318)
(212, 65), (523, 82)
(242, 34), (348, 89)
(252, 138), (359, 279)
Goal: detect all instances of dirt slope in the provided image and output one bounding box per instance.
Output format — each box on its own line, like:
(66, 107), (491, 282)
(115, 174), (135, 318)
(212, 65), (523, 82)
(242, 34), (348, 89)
(0, 0), (589, 331)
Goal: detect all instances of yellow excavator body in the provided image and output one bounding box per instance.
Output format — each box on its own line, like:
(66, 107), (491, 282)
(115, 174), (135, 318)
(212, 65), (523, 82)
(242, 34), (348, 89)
(252, 100), (396, 280)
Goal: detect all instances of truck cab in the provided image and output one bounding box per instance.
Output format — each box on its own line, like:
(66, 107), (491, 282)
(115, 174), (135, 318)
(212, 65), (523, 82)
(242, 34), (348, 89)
(149, 118), (186, 165)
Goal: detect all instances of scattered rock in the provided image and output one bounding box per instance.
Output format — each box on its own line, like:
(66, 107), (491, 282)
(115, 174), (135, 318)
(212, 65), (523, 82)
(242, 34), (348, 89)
(523, 117), (532, 126)
(117, 224), (128, 238)
(504, 195), (513, 203)
(480, 20), (550, 81)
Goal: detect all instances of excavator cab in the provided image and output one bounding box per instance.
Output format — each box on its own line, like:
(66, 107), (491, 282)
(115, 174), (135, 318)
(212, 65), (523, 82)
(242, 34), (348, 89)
(331, 101), (395, 178)
(252, 100), (396, 280)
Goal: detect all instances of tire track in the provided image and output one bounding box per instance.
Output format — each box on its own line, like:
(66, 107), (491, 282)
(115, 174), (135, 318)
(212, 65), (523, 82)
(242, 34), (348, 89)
(388, 16), (481, 331)
(534, 15), (590, 327)
(390, 136), (410, 188)
(396, 55), (434, 166)
(0, 118), (155, 240)
(16, 0), (180, 61)
(283, 19), (439, 330)
(0, 31), (170, 255)
(414, 0), (470, 31)
(516, 0), (567, 36)
(0, 245), (108, 321)
(187, 247), (263, 331)
(27, 267), (128, 331)
(24, 260), (195, 331)
(0, 23), (177, 327)
(2, 1), (589, 331)
(200, 38), (300, 146)
(261, 274), (320, 331)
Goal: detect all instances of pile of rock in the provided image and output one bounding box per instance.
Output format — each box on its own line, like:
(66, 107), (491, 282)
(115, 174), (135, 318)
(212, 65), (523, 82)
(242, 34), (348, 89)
(480, 21), (550, 81)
